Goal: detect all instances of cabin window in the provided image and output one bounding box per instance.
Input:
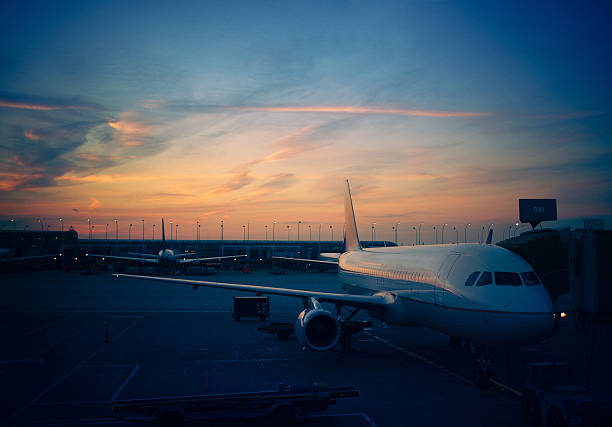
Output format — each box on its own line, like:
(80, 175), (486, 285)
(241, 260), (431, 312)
(475, 272), (492, 286)
(521, 271), (541, 286)
(464, 271), (480, 286)
(494, 272), (522, 286)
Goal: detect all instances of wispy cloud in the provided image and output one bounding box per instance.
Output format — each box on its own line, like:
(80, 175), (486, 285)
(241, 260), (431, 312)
(232, 105), (492, 118)
(0, 99), (89, 111)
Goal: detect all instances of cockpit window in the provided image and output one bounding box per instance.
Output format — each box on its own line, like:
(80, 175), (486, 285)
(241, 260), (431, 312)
(494, 272), (522, 286)
(464, 271), (480, 286)
(475, 272), (492, 286)
(521, 271), (541, 286)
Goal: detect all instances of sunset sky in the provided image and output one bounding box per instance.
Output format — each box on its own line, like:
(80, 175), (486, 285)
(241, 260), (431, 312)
(1, 1), (611, 243)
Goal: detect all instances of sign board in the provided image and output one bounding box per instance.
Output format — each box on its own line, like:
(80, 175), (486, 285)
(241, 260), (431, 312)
(519, 199), (557, 229)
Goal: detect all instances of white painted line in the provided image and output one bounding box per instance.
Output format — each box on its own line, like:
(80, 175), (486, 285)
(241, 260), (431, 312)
(109, 364), (140, 402)
(364, 331), (474, 386)
(85, 364), (137, 368)
(196, 347), (208, 351)
(490, 378), (522, 397)
(11, 417), (122, 426)
(10, 361), (86, 419)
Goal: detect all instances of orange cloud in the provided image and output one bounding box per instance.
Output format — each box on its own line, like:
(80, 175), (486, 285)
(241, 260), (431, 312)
(0, 172), (42, 191)
(234, 106), (491, 118)
(88, 197), (100, 209)
(24, 129), (40, 140)
(0, 100), (87, 111)
(108, 116), (150, 147)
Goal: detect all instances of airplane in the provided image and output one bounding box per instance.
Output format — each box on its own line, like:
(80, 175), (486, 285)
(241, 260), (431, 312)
(0, 249), (63, 263)
(88, 218), (245, 272)
(115, 181), (555, 383)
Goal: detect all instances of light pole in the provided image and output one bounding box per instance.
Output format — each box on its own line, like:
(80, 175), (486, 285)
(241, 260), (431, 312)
(514, 222), (520, 238)
(433, 226), (438, 244)
(242, 225), (246, 241)
(220, 220), (224, 241)
(393, 222), (399, 244)
(10, 218), (15, 230)
(441, 223), (447, 244)
(464, 223), (471, 243)
(87, 218), (91, 240)
(308, 225), (312, 241)
(152, 223), (156, 240)
(59, 218), (63, 232)
(175, 224), (179, 240)
(105, 223), (109, 240)
(129, 223), (133, 240)
(418, 223), (422, 245)
(297, 221), (302, 242)
(247, 221), (250, 241)
(453, 226), (458, 244)
(196, 220), (200, 250)
(371, 223), (376, 242)
(330, 225), (333, 241)
(318, 224), (321, 241)
(412, 226), (417, 246)
(114, 219), (118, 240)
(141, 219), (145, 240)
(265, 225), (268, 240)
(287, 225), (290, 241)
(487, 223), (494, 243)
(169, 221), (173, 241)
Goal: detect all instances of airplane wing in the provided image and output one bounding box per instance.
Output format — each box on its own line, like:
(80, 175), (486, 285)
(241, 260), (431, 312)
(114, 274), (391, 311)
(272, 256), (338, 266)
(87, 254), (159, 263)
(127, 252), (158, 258)
(177, 254), (247, 264)
(0, 254), (62, 262)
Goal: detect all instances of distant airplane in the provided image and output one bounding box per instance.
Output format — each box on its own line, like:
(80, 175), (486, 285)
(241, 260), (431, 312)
(88, 218), (245, 271)
(0, 248), (63, 263)
(116, 181), (555, 383)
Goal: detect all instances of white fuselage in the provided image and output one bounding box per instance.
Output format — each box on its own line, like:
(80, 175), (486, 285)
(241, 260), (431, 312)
(338, 243), (555, 345)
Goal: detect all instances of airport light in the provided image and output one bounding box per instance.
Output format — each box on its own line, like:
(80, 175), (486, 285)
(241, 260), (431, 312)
(197, 223), (200, 247)
(152, 223), (156, 240)
(114, 219), (118, 240)
(265, 225), (268, 240)
(330, 225), (334, 241)
(453, 226), (458, 244)
(196, 220), (200, 247)
(441, 223), (447, 244)
(412, 226), (417, 246)
(297, 221), (302, 242)
(433, 226), (438, 244)
(308, 224), (312, 241)
(286, 224), (290, 241)
(272, 221), (276, 241)
(105, 223), (109, 240)
(170, 221), (173, 241)
(10, 218), (15, 230)
(220, 220), (224, 241)
(371, 222), (376, 242)
(514, 222), (520, 238)
(59, 218), (63, 232)
(141, 219), (145, 241)
(318, 224), (321, 242)
(464, 223), (471, 243)
(242, 225), (246, 241)
(129, 223), (132, 240)
(175, 223), (178, 240)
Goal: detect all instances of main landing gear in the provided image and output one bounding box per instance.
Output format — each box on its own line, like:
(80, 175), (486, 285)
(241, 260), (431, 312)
(336, 304), (371, 352)
(448, 336), (496, 387)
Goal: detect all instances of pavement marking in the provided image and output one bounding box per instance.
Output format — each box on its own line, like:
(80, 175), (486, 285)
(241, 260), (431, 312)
(5, 314), (73, 346)
(490, 378), (522, 397)
(33, 400), (110, 405)
(109, 364), (141, 402)
(85, 364), (137, 368)
(12, 417), (122, 426)
(364, 331), (475, 386)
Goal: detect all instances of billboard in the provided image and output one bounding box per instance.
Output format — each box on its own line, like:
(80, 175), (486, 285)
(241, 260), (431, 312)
(519, 199), (557, 228)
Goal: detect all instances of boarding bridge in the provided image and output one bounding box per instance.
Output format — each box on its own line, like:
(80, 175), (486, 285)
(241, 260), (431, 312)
(498, 220), (612, 326)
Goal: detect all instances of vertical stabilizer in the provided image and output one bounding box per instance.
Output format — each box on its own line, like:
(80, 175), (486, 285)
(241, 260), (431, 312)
(344, 180), (362, 252)
(485, 228), (493, 245)
(161, 218), (166, 247)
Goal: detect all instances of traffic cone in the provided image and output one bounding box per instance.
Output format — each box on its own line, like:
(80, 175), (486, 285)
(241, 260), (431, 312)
(104, 321), (109, 343)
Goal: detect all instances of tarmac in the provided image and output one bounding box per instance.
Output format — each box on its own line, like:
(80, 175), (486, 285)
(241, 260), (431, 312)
(1, 268), (610, 426)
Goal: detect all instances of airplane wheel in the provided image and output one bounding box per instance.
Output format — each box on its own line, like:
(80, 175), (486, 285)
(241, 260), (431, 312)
(547, 407), (567, 427)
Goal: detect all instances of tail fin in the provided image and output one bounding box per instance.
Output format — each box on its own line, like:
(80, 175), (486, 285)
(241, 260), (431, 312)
(161, 218), (166, 246)
(344, 180), (362, 252)
(485, 228), (493, 244)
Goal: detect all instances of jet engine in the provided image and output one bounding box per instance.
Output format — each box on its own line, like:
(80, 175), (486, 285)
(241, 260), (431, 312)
(295, 299), (341, 351)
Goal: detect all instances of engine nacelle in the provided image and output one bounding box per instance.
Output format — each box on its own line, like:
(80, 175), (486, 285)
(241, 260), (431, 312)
(295, 308), (341, 351)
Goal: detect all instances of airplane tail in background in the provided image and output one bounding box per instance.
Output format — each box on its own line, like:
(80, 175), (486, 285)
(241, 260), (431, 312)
(344, 180), (362, 252)
(161, 218), (166, 246)
(485, 228), (493, 245)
